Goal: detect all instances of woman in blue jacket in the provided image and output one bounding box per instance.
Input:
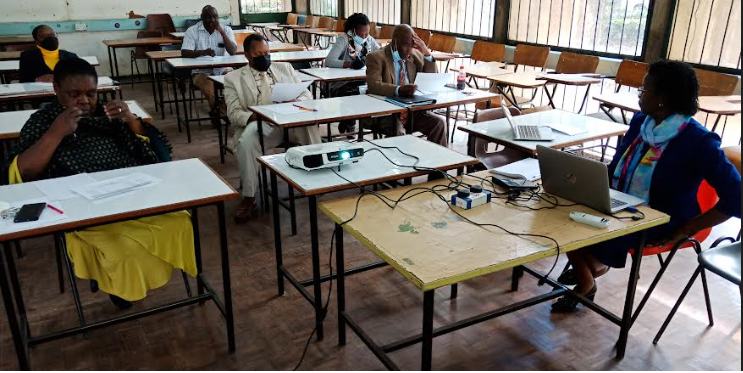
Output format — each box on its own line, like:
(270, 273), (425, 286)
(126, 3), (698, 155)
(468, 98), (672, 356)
(552, 60), (742, 312)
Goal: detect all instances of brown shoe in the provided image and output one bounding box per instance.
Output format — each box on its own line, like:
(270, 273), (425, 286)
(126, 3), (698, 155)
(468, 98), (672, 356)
(234, 199), (258, 223)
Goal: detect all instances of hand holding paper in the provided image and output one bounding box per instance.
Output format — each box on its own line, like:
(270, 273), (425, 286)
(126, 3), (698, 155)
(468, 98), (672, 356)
(271, 81), (313, 103)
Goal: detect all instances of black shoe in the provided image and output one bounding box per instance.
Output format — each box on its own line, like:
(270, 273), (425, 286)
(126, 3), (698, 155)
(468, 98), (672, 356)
(109, 294), (133, 309)
(551, 284), (597, 313)
(557, 268), (579, 286)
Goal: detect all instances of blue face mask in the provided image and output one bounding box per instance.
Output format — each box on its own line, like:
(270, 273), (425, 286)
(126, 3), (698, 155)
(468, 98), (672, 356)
(353, 33), (367, 47)
(392, 43), (403, 63)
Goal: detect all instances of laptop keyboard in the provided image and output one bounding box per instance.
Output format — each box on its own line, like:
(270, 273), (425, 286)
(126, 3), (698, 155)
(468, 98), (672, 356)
(517, 125), (541, 140)
(610, 198), (625, 208)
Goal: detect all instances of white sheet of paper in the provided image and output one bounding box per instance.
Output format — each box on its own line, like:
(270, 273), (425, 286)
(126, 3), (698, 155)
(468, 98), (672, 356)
(271, 81), (313, 103)
(414, 73), (452, 94)
(73, 172), (161, 200)
(97, 77), (115, 86)
(0, 198), (67, 234)
(547, 122), (587, 136)
(266, 103), (310, 116)
(491, 158), (541, 181)
(35, 173), (96, 201)
(195, 55), (230, 61)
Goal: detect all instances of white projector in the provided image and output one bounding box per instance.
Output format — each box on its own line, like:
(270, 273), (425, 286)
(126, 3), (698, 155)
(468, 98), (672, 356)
(285, 141), (364, 171)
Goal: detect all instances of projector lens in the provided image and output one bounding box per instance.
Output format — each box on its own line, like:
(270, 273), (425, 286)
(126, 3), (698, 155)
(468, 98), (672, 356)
(340, 151), (350, 160)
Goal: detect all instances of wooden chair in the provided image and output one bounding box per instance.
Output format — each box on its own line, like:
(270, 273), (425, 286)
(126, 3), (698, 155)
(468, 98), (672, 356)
(318, 16), (335, 30)
(413, 28), (432, 45)
(470, 41), (506, 63)
(512, 44), (550, 71)
(129, 30), (162, 87)
(335, 19), (346, 33)
(695, 68), (738, 96)
(469, 107), (529, 169)
(303, 15), (317, 27)
(379, 24), (395, 39)
(368, 22), (378, 38)
(145, 14), (176, 36)
(286, 13), (299, 25)
(429, 33), (456, 53)
(597, 60), (648, 124)
(554, 51), (599, 74)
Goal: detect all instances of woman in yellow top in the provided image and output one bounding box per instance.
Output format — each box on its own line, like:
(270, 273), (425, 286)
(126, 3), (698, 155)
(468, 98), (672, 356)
(6, 58), (196, 308)
(19, 25), (79, 83)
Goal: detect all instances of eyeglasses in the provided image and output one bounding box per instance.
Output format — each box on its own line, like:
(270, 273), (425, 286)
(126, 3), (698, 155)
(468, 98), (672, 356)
(637, 87), (653, 96)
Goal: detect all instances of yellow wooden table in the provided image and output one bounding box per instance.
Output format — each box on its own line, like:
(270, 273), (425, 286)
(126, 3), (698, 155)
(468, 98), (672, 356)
(320, 171), (669, 370)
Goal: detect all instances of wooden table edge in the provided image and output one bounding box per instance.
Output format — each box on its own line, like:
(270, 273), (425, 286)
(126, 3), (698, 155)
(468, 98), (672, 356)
(459, 127), (629, 156)
(250, 107), (406, 128)
(409, 94), (500, 112)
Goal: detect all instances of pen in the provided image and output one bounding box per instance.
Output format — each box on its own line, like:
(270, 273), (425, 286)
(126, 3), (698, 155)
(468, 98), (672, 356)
(47, 204), (64, 215)
(293, 104), (318, 112)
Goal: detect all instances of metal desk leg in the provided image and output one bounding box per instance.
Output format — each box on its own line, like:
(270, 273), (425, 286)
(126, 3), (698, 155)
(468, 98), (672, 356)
(335, 223), (346, 345)
(544, 84), (558, 109)
(148, 59), (158, 113)
(616, 231), (646, 359)
(711, 114), (723, 132)
(3, 245), (28, 333)
(421, 290), (435, 371)
(217, 202), (236, 353)
(171, 75), (182, 132)
(309, 196), (324, 341)
(270, 170), (286, 296)
(156, 62), (166, 119)
(445, 106), (451, 142)
(288, 187), (297, 236)
(257, 117), (269, 213)
(181, 77), (192, 143)
(112, 47), (120, 82)
(0, 244), (28, 370)
(107, 46), (115, 81)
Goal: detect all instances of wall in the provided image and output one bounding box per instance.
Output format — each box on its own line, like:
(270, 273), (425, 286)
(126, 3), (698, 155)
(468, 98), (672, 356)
(0, 0), (241, 76)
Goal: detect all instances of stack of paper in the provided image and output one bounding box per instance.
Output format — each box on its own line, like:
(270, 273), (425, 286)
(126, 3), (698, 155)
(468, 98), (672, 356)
(73, 172), (161, 200)
(35, 173), (96, 201)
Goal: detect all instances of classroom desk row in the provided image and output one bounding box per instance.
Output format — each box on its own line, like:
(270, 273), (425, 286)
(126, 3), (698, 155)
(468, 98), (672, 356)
(0, 56), (100, 84)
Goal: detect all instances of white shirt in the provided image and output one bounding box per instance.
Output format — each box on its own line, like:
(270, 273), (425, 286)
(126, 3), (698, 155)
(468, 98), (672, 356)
(181, 21), (236, 75)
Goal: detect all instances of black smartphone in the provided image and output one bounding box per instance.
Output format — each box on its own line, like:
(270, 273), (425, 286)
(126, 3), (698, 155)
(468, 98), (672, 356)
(13, 203), (47, 223)
(217, 42), (225, 48)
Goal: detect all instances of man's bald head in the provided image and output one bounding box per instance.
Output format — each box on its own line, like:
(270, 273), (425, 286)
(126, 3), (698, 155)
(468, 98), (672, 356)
(391, 25), (415, 60)
(201, 5), (219, 32)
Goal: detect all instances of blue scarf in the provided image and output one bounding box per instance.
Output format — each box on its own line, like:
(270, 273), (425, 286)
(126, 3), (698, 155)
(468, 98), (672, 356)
(611, 114), (691, 202)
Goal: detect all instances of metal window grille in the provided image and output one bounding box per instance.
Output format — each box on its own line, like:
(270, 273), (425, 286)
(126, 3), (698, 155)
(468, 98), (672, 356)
(667, 0), (741, 70)
(411, 0), (497, 38)
(508, 0), (652, 57)
(240, 0), (289, 14)
(311, 0), (339, 16)
(345, 0), (402, 25)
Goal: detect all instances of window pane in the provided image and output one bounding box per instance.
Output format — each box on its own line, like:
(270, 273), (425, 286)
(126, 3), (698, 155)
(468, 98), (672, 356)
(508, 0), (651, 57)
(311, 0), (338, 16)
(241, 0), (291, 14)
(667, 0), (741, 70)
(410, 0), (496, 38)
(345, 0), (401, 25)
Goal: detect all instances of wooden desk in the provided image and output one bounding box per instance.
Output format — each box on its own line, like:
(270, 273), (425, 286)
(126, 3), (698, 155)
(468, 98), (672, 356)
(0, 158), (239, 370)
(0, 56), (100, 82)
(268, 41), (307, 52)
(270, 49), (329, 63)
(459, 109), (628, 158)
(295, 28), (341, 49)
(0, 77), (120, 105)
(103, 37), (181, 80)
(592, 92), (639, 124)
(300, 67), (367, 98)
(537, 73), (603, 114)
(486, 72), (547, 110)
(321, 171), (669, 370)
(699, 95), (742, 132)
(0, 100), (152, 141)
(258, 135), (477, 341)
(267, 24), (313, 43)
(0, 51), (23, 61)
(0, 36), (34, 50)
(169, 29), (256, 39)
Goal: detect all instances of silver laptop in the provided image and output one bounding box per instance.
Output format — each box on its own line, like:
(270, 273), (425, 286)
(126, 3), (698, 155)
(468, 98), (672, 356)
(502, 105), (555, 141)
(537, 145), (644, 214)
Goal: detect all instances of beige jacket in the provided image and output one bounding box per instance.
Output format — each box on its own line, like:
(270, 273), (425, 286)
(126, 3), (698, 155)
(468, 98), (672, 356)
(224, 62), (312, 128)
(365, 45), (438, 97)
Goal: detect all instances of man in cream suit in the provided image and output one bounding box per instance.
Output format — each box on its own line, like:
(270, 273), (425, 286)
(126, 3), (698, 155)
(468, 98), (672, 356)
(224, 34), (321, 222)
(365, 24), (447, 146)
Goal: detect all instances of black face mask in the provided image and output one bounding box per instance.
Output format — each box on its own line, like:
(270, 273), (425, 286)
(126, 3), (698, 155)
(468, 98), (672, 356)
(39, 36), (59, 51)
(252, 55), (272, 72)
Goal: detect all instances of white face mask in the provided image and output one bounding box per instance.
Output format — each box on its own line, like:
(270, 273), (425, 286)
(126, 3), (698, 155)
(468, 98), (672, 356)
(352, 31), (368, 47)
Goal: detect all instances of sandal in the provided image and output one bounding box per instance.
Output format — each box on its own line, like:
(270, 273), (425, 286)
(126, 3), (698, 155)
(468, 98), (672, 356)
(557, 268), (579, 285)
(234, 200), (259, 224)
(551, 284), (598, 313)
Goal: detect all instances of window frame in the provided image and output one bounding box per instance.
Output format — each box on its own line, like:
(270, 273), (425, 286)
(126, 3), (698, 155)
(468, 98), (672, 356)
(505, 0), (657, 60)
(410, 0), (499, 40)
(344, 0), (402, 26)
(238, 0), (293, 15)
(310, 0), (339, 17)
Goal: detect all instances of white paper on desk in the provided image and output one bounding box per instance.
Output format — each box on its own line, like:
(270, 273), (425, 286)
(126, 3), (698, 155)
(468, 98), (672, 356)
(271, 81), (313, 103)
(73, 172), (161, 201)
(195, 55), (230, 61)
(491, 158), (541, 181)
(265, 103), (309, 115)
(97, 77), (115, 86)
(35, 173), (96, 201)
(414, 73), (451, 94)
(0, 199), (67, 234)
(547, 122), (587, 136)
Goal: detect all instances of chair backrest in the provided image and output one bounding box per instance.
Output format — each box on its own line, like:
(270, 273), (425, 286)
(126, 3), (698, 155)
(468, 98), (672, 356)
(473, 106), (521, 123)
(615, 60), (648, 89)
(379, 24), (395, 39)
(286, 13), (299, 25)
(367, 22), (378, 38)
(695, 68), (738, 96)
(184, 19), (200, 29)
(513, 44), (550, 69)
(318, 16), (335, 30)
(470, 41), (506, 63)
(429, 33), (456, 53)
(5, 43), (36, 52)
(134, 30), (163, 58)
(304, 15), (317, 28)
(234, 32), (253, 49)
(413, 28), (432, 45)
(335, 19), (346, 32)
(554, 51), (600, 74)
(723, 146), (741, 174)
(146, 14), (176, 35)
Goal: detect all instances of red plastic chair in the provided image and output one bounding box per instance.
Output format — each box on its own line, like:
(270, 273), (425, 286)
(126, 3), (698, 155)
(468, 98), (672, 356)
(630, 180), (719, 328)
